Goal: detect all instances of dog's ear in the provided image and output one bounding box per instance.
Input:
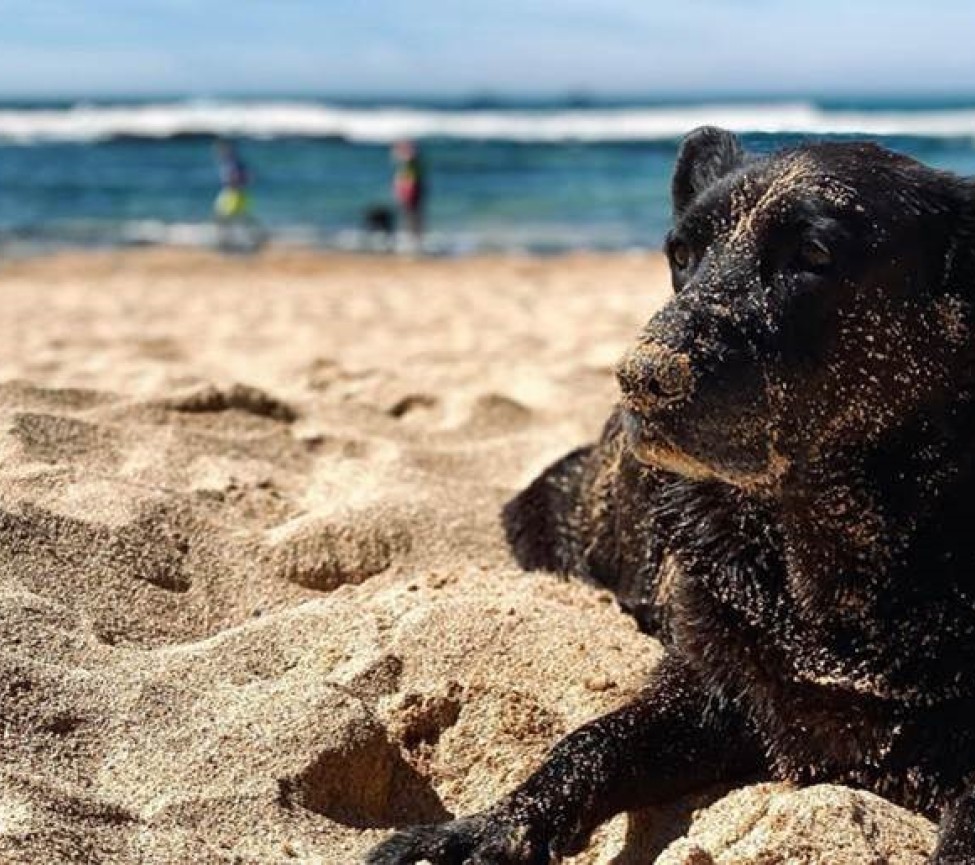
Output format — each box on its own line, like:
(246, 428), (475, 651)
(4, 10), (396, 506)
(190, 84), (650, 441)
(672, 127), (745, 217)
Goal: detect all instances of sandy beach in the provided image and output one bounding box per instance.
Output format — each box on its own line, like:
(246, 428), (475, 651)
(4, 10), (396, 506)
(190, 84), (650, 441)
(0, 248), (938, 864)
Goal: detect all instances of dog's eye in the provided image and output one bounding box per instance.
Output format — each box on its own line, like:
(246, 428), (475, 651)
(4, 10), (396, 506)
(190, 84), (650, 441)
(796, 239), (832, 274)
(669, 239), (692, 270)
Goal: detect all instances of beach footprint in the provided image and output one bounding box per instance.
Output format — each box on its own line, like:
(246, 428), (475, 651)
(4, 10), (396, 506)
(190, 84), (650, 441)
(387, 393), (440, 422)
(263, 505), (412, 591)
(459, 392), (533, 434)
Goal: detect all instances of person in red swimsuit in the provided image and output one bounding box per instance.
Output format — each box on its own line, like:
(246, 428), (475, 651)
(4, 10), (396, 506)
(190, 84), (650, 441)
(392, 140), (426, 248)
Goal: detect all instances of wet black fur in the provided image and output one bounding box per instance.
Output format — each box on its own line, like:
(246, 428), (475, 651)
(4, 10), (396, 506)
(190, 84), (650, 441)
(368, 129), (975, 864)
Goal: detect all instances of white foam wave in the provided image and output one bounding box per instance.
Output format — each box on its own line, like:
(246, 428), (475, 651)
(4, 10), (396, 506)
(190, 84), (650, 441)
(2, 100), (975, 143)
(0, 217), (648, 257)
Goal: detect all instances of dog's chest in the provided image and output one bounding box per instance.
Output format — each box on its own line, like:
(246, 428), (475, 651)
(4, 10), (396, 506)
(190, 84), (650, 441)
(653, 483), (975, 812)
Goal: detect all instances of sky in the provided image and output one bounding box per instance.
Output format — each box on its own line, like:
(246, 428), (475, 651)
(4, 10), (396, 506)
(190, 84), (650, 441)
(2, 0), (975, 98)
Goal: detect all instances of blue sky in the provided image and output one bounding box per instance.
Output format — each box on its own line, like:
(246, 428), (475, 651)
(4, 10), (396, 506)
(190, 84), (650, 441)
(2, 0), (974, 97)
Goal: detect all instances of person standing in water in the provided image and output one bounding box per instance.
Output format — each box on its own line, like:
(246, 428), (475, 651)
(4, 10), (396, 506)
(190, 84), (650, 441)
(213, 139), (265, 252)
(392, 140), (426, 249)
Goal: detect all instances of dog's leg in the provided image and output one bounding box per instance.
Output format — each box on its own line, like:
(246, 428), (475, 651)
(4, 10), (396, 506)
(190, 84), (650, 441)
(502, 445), (595, 574)
(931, 781), (975, 864)
(365, 653), (764, 864)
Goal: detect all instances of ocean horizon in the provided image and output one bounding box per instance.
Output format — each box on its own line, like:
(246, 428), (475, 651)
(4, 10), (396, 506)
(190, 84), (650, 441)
(2, 93), (975, 256)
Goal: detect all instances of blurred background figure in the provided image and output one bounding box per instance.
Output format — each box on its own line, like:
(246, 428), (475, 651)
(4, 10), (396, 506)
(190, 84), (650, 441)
(361, 203), (397, 252)
(392, 140), (426, 251)
(213, 138), (265, 253)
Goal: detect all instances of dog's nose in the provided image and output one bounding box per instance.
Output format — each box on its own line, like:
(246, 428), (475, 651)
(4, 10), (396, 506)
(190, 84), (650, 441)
(615, 341), (694, 413)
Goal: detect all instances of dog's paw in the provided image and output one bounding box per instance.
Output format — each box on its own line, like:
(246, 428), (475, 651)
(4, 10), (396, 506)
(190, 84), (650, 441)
(364, 812), (553, 865)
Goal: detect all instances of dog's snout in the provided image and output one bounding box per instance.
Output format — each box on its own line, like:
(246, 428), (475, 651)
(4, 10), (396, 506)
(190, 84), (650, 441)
(615, 342), (694, 412)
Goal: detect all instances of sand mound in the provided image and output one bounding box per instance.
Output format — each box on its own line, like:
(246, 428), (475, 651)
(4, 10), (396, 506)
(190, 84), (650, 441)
(0, 250), (937, 863)
(657, 784), (935, 864)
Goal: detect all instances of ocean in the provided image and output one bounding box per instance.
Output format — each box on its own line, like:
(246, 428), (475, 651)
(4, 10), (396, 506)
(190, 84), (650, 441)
(2, 96), (975, 256)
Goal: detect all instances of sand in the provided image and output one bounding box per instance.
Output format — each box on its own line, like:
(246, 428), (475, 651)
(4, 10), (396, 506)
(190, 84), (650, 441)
(0, 249), (936, 864)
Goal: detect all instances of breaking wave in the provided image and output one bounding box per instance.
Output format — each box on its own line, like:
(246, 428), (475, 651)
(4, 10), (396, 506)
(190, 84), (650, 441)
(2, 99), (975, 143)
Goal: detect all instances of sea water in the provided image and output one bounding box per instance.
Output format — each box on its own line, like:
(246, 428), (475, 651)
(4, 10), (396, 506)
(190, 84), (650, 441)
(1, 95), (974, 256)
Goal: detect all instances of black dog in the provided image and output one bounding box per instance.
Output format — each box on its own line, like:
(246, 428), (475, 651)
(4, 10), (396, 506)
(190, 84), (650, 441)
(367, 128), (975, 864)
(363, 204), (396, 249)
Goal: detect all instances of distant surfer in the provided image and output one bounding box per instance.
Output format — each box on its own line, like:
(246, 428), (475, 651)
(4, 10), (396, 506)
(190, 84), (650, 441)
(213, 139), (265, 253)
(392, 140), (426, 249)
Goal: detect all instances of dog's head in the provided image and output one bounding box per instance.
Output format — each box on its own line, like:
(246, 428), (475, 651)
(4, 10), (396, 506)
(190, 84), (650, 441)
(617, 127), (975, 489)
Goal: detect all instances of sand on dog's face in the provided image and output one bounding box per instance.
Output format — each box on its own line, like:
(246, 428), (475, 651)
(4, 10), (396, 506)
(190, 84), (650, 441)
(0, 250), (935, 864)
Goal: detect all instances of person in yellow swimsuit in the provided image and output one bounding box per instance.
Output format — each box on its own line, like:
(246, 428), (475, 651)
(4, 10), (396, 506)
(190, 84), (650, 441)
(213, 139), (265, 252)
